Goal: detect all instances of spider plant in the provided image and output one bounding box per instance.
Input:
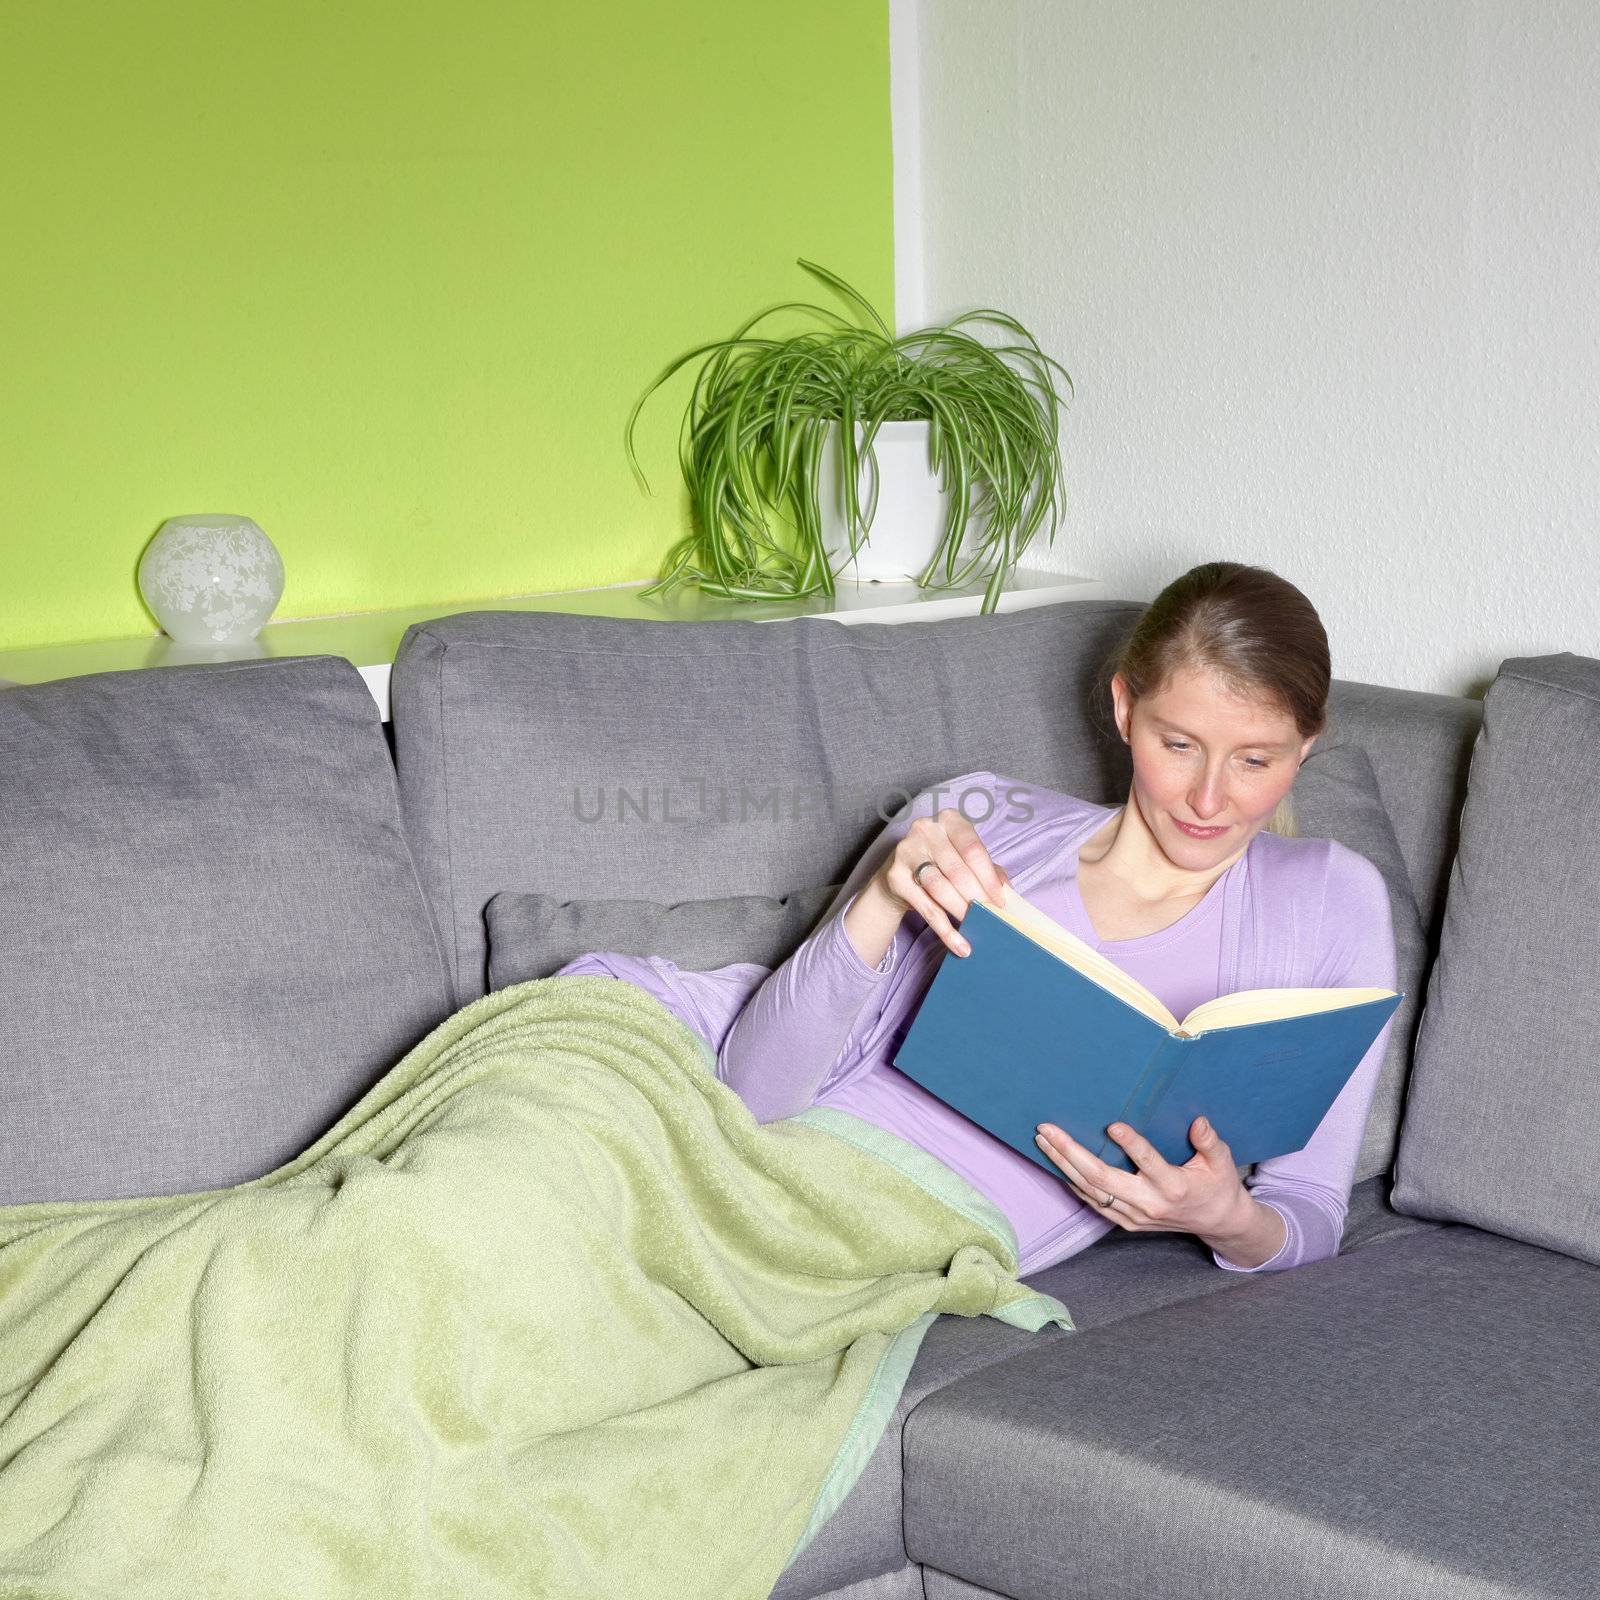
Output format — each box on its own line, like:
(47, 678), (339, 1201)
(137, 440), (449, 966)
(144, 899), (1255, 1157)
(624, 259), (1072, 615)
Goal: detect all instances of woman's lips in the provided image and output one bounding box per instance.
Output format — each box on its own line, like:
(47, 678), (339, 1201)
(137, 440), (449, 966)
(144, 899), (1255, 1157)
(1173, 818), (1229, 839)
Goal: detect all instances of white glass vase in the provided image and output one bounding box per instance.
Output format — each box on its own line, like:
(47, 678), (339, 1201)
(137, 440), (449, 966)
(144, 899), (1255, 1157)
(138, 515), (285, 645)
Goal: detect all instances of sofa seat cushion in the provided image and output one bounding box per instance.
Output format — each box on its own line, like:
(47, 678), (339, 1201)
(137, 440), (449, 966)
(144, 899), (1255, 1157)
(904, 1223), (1597, 1600)
(0, 657), (456, 1204)
(772, 1229), (1231, 1597)
(1393, 652), (1600, 1263)
(777, 1173), (1423, 1598)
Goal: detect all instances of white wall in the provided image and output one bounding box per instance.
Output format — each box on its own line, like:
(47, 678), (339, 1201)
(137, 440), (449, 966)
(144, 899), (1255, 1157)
(896, 0), (1600, 696)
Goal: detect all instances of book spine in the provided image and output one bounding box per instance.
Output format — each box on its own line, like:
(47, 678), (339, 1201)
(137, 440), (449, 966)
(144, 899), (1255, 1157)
(1104, 1035), (1185, 1163)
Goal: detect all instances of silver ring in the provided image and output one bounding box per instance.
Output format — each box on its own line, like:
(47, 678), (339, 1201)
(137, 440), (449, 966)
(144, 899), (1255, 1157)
(911, 860), (939, 890)
(1100, 1190), (1116, 1208)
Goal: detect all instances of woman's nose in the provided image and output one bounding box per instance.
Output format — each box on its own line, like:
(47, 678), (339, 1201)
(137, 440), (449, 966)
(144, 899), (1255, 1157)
(1188, 769), (1227, 820)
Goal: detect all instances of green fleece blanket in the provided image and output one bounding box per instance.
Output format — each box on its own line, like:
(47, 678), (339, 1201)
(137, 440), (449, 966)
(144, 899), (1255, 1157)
(0, 975), (1071, 1599)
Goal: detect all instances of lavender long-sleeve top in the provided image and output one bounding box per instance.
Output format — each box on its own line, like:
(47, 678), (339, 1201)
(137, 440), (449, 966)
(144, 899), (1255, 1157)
(718, 772), (1397, 1277)
(560, 770), (1398, 1281)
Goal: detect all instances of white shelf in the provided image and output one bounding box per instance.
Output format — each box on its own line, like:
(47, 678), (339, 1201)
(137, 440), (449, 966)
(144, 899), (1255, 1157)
(0, 568), (1104, 721)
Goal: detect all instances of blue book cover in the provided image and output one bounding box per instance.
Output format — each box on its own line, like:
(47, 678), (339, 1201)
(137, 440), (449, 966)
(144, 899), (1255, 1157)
(892, 897), (1401, 1176)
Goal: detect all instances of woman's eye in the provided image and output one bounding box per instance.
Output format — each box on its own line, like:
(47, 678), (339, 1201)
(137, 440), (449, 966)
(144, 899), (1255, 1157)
(1160, 737), (1269, 769)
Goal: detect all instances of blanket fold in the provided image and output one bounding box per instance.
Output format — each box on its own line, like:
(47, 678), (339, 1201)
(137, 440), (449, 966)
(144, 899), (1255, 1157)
(0, 975), (1070, 1599)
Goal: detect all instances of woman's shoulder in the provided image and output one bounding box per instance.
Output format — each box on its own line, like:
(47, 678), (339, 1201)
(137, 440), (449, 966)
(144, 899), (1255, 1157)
(1247, 828), (1392, 913)
(1245, 831), (1398, 987)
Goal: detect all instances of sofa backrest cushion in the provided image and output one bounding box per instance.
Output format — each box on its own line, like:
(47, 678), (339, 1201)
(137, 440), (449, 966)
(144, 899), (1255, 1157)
(1320, 681), (1483, 946)
(389, 602), (1143, 1002)
(1288, 744), (1428, 1184)
(0, 657), (456, 1205)
(1392, 653), (1600, 1262)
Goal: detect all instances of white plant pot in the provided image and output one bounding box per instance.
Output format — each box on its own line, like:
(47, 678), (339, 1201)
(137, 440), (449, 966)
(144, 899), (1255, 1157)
(816, 420), (986, 583)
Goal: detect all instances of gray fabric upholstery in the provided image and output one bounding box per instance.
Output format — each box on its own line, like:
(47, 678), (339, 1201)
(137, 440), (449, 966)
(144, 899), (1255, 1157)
(485, 882), (841, 989)
(1287, 743), (1428, 1182)
(1393, 654), (1600, 1263)
(0, 597), (1542, 1599)
(779, 1175), (1426, 1599)
(774, 1215), (1224, 1597)
(0, 600), (1506, 1597)
(923, 1577), (1004, 1599)
(905, 1224), (1598, 1600)
(389, 602), (1143, 1002)
(0, 656), (456, 1205)
(1320, 680), (1483, 945)
(389, 599), (1481, 1011)
(390, 601), (1449, 1181)
(796, 1568), (929, 1600)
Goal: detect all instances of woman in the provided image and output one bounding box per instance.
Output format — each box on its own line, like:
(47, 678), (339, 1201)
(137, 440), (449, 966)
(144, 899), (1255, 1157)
(713, 561), (1398, 1277)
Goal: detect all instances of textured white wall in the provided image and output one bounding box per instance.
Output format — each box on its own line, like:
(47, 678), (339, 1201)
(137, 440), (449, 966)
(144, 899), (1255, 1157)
(900, 0), (1600, 695)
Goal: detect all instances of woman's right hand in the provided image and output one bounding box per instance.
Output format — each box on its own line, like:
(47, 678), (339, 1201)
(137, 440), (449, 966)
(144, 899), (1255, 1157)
(847, 809), (1011, 965)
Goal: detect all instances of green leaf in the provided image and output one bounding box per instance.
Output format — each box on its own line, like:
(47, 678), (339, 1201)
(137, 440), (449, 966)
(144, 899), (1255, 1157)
(625, 259), (1070, 605)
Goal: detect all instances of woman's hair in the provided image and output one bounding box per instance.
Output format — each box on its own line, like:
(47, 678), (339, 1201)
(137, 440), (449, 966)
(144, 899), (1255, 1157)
(1108, 562), (1330, 836)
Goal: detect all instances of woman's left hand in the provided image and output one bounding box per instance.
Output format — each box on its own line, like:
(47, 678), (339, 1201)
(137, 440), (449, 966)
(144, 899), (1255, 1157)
(1033, 1116), (1249, 1238)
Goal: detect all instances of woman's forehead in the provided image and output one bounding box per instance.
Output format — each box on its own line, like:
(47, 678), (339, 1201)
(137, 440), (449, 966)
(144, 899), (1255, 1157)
(1135, 666), (1300, 743)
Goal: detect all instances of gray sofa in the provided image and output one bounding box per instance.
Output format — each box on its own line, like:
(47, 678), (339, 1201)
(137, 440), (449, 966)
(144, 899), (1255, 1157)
(4, 597), (1593, 1598)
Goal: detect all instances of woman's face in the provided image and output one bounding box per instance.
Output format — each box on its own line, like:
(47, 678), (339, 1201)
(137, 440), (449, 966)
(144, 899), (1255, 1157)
(1111, 665), (1318, 873)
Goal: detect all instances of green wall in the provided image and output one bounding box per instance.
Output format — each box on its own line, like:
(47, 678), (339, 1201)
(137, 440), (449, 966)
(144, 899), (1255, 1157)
(0, 1), (893, 650)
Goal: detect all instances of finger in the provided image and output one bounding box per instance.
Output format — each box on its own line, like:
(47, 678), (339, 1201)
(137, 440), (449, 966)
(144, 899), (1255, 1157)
(1066, 1180), (1134, 1221)
(903, 813), (998, 915)
(1040, 1122), (1161, 1212)
(892, 850), (972, 956)
(1187, 1115), (1234, 1167)
(932, 809), (1009, 906)
(1052, 1163), (1138, 1224)
(1105, 1121), (1183, 1199)
(912, 830), (990, 920)
(1030, 1132), (1094, 1196)
(1035, 1122), (1113, 1190)
(1036, 1122), (1106, 1176)
(1035, 1126), (1131, 1209)
(912, 852), (975, 924)
(1033, 1127), (1082, 1185)
(898, 823), (986, 952)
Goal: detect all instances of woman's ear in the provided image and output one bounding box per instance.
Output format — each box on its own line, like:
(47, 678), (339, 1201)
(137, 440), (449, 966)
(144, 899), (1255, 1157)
(1109, 673), (1134, 744)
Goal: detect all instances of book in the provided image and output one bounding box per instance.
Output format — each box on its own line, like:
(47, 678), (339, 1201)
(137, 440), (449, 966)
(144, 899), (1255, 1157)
(891, 884), (1401, 1175)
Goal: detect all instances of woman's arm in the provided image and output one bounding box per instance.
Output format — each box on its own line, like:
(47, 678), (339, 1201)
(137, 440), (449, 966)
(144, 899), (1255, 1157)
(715, 887), (904, 1122)
(718, 769), (1008, 1123)
(1211, 847), (1400, 1273)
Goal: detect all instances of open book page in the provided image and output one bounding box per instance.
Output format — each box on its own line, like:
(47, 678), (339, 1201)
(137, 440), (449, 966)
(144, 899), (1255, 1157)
(983, 886), (1395, 1038)
(983, 885), (1179, 1031)
(1179, 986), (1395, 1033)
